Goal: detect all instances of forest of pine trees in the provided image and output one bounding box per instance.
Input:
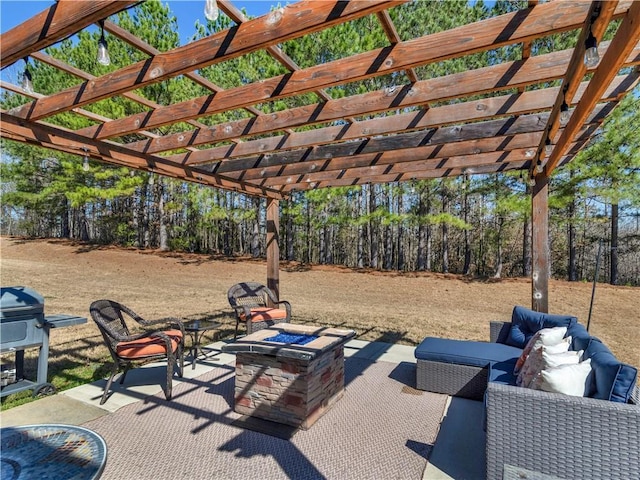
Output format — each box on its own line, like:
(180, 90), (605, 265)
(2, 1), (639, 285)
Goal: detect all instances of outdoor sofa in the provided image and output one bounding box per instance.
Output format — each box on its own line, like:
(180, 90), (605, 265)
(414, 306), (640, 480)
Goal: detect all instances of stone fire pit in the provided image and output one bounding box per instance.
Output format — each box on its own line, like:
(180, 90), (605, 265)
(222, 323), (355, 430)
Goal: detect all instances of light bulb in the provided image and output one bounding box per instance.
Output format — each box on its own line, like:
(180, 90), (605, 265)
(83, 155), (90, 172)
(204, 0), (219, 21)
(21, 67), (33, 94)
(544, 139), (553, 156)
(97, 36), (110, 66)
(584, 32), (599, 68)
(560, 102), (570, 125)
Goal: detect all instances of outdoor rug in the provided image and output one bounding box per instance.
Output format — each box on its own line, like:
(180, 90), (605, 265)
(83, 357), (448, 480)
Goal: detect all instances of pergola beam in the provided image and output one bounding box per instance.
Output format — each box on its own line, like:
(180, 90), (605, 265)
(0, 113), (284, 199)
(168, 71), (637, 168)
(529, 0), (618, 177)
(0, 0), (137, 68)
(545, 0), (640, 175)
(74, 1), (623, 142)
(134, 41), (640, 157)
(9, 0), (406, 121)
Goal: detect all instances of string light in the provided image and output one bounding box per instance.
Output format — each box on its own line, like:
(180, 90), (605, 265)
(544, 138), (553, 156)
(560, 101), (571, 125)
(204, 0), (219, 21)
(82, 149), (90, 172)
(584, 30), (599, 68)
(97, 20), (110, 66)
(21, 57), (33, 94)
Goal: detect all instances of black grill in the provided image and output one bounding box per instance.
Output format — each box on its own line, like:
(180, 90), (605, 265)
(1, 286), (87, 398)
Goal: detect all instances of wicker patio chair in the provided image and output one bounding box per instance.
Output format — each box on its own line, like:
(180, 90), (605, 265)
(89, 300), (185, 405)
(227, 282), (291, 338)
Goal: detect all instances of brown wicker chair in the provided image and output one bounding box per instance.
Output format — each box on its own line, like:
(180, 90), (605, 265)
(89, 300), (185, 405)
(227, 282), (291, 338)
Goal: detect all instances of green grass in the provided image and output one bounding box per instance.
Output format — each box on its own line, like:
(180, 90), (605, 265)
(1, 360), (111, 411)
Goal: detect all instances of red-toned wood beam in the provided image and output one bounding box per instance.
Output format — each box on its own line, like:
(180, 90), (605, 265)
(0, 113), (284, 199)
(517, 1), (538, 94)
(278, 160), (531, 191)
(135, 41), (640, 157)
(0, 0), (138, 68)
(529, 0), (618, 178)
(103, 19), (264, 123)
(10, 0), (406, 121)
(27, 52), (202, 150)
(376, 10), (419, 83)
(74, 1), (624, 141)
(0, 80), (112, 124)
(218, 0), (336, 125)
(167, 71), (637, 166)
(266, 198), (280, 300)
(545, 0), (640, 176)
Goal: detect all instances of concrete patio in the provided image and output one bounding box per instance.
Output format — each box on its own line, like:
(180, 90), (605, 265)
(1, 339), (485, 479)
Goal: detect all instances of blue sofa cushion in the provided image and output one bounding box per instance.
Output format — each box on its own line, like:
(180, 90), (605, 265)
(583, 338), (637, 403)
(488, 358), (518, 386)
(415, 337), (522, 368)
(506, 306), (578, 348)
(566, 322), (591, 351)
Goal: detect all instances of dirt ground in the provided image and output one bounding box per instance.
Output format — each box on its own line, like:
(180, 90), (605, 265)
(1, 236), (638, 370)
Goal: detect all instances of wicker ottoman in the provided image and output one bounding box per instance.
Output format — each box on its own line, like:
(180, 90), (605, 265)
(414, 337), (523, 401)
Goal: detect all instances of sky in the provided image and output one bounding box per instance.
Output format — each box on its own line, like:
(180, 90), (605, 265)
(0, 1), (283, 44)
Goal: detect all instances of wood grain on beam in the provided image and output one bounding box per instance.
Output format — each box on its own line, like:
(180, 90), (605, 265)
(0, 113), (283, 199)
(168, 71), (636, 166)
(0, 0), (137, 67)
(545, 0), (640, 175)
(10, 0), (405, 121)
(530, 1), (618, 177)
(76, 1), (610, 141)
(134, 41), (640, 157)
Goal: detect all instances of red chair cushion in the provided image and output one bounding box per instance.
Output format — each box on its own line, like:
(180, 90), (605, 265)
(240, 307), (288, 323)
(116, 329), (182, 358)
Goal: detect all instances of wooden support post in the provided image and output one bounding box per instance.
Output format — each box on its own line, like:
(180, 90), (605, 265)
(531, 174), (549, 312)
(266, 198), (280, 301)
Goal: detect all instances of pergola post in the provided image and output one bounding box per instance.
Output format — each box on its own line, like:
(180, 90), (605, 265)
(531, 174), (549, 312)
(266, 198), (280, 301)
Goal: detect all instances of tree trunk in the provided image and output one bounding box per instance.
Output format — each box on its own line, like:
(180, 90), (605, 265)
(357, 188), (364, 268)
(463, 175), (471, 275)
(441, 184), (449, 274)
(369, 185), (378, 269)
(494, 216), (504, 278)
(397, 188), (405, 271)
(251, 197), (260, 257)
(568, 196), (577, 281)
(60, 196), (70, 238)
(610, 202), (618, 285)
(286, 198), (294, 261)
(157, 179), (168, 251)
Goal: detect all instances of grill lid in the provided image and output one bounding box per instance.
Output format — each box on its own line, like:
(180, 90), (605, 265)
(0, 286), (45, 319)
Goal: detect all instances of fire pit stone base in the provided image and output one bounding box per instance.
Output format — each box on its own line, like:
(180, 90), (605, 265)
(224, 324), (355, 430)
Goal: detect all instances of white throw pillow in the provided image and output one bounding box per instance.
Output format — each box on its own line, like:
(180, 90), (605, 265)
(514, 327), (569, 374)
(539, 359), (593, 396)
(528, 349), (582, 390)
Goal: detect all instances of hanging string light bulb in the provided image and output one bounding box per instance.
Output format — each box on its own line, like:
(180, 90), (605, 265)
(584, 30), (599, 68)
(82, 148), (90, 172)
(21, 57), (34, 94)
(204, 0), (219, 21)
(560, 101), (571, 125)
(97, 20), (110, 66)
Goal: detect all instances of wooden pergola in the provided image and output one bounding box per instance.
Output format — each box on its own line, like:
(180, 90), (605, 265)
(2, 0), (639, 312)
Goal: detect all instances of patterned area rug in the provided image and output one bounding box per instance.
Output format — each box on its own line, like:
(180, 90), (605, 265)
(83, 358), (447, 480)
